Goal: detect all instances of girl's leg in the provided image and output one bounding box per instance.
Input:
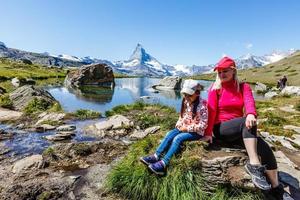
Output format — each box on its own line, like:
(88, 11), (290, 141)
(161, 132), (202, 165)
(155, 128), (181, 157)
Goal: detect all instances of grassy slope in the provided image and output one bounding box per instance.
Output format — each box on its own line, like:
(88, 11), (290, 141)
(191, 50), (300, 86)
(0, 58), (66, 79)
(0, 58), (67, 92)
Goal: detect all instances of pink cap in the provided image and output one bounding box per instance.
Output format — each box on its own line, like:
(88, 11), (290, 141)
(214, 56), (236, 71)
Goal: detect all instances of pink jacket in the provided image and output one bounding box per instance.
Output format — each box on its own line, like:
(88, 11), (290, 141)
(175, 97), (208, 135)
(205, 81), (257, 136)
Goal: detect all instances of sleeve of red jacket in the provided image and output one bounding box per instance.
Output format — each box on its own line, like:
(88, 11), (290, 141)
(242, 83), (257, 117)
(204, 89), (218, 137)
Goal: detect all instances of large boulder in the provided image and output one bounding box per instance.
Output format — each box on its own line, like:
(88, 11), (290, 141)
(9, 85), (57, 111)
(152, 76), (182, 90)
(64, 63), (115, 88)
(84, 115), (133, 138)
(281, 86), (300, 96)
(264, 91), (278, 99)
(254, 82), (268, 93)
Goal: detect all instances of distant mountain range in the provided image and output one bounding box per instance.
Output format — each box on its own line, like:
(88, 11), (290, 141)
(0, 41), (296, 76)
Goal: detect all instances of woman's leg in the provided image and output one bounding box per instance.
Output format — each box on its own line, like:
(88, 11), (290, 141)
(214, 117), (260, 164)
(161, 132), (202, 165)
(257, 137), (279, 188)
(213, 117), (274, 190)
(155, 128), (181, 158)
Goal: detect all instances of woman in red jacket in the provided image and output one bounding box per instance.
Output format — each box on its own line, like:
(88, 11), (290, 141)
(205, 57), (293, 200)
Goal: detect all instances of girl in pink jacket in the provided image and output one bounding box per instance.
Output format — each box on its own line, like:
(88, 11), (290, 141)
(140, 79), (208, 176)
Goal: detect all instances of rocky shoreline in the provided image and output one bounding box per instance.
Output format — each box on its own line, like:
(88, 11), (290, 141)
(0, 77), (300, 199)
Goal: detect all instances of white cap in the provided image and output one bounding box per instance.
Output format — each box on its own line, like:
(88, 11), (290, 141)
(180, 79), (203, 95)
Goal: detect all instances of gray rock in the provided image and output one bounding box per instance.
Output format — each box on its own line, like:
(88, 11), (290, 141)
(57, 124), (76, 132)
(12, 154), (44, 174)
(200, 151), (252, 192)
(129, 126), (160, 140)
(11, 77), (22, 87)
(0, 107), (22, 122)
(84, 115), (133, 138)
(281, 86), (300, 96)
(9, 85), (57, 111)
(279, 105), (299, 113)
(35, 124), (56, 132)
(0, 129), (14, 140)
(90, 115), (131, 131)
(152, 76), (182, 90)
(254, 82), (268, 93)
(64, 63), (115, 88)
(264, 91), (278, 99)
(283, 125), (300, 134)
(260, 132), (297, 151)
(44, 131), (75, 141)
(35, 112), (65, 125)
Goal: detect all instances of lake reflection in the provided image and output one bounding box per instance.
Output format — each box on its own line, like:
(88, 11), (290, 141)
(47, 78), (212, 113)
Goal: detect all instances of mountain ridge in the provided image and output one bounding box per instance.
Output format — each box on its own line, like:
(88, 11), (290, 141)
(0, 41), (296, 76)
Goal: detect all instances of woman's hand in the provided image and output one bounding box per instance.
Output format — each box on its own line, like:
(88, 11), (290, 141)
(245, 114), (257, 129)
(201, 135), (213, 143)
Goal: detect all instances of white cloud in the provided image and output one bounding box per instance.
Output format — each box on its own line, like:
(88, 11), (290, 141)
(245, 43), (253, 49)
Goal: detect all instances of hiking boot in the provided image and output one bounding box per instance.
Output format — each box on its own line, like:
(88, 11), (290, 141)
(148, 160), (166, 176)
(245, 162), (271, 190)
(263, 184), (294, 200)
(140, 154), (158, 166)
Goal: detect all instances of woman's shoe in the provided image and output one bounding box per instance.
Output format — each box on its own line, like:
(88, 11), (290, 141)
(245, 162), (271, 190)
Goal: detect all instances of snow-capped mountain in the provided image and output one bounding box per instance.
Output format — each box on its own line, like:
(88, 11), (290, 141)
(235, 49), (296, 69)
(0, 40), (297, 76)
(113, 44), (172, 76)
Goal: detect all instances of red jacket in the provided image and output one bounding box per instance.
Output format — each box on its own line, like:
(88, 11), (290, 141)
(205, 80), (257, 136)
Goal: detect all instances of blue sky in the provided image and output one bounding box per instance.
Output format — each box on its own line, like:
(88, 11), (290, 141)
(0, 0), (299, 65)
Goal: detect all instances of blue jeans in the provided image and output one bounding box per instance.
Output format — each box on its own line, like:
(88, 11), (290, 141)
(155, 128), (202, 165)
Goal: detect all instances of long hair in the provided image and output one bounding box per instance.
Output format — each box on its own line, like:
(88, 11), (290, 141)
(180, 90), (200, 119)
(211, 68), (240, 92)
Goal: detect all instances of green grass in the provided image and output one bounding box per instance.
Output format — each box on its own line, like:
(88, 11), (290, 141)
(105, 101), (178, 130)
(73, 109), (101, 120)
(0, 58), (66, 79)
(296, 102), (300, 111)
(256, 97), (300, 137)
(0, 94), (13, 109)
(105, 134), (261, 200)
(23, 98), (59, 114)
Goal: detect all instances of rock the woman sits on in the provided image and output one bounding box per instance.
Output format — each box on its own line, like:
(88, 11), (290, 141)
(140, 79), (209, 175)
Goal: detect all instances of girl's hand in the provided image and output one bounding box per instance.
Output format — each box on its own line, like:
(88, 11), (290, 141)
(245, 114), (257, 129)
(201, 136), (213, 143)
(179, 127), (188, 132)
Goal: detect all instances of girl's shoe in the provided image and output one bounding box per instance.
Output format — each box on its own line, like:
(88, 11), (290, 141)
(148, 160), (166, 176)
(140, 154), (158, 166)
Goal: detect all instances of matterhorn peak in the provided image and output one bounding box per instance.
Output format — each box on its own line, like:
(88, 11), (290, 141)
(129, 43), (151, 63)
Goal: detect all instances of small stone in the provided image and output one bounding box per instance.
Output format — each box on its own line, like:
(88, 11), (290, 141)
(57, 124), (76, 132)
